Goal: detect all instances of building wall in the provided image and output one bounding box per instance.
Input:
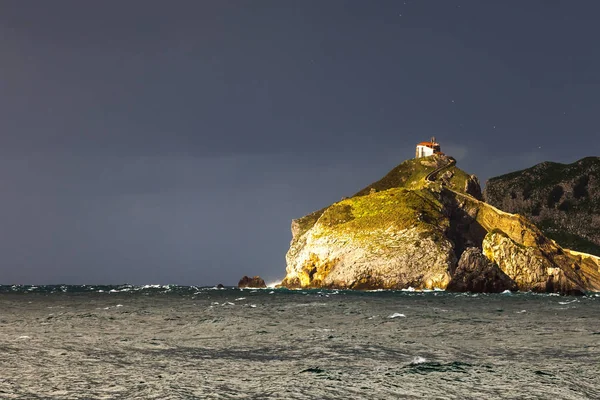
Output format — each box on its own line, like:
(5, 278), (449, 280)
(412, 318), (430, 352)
(415, 145), (434, 158)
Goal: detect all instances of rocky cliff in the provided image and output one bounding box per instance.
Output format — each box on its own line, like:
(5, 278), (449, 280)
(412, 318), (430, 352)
(484, 157), (600, 256)
(280, 155), (600, 294)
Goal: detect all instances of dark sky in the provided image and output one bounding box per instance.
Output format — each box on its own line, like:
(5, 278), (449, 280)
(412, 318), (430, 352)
(1, 0), (599, 285)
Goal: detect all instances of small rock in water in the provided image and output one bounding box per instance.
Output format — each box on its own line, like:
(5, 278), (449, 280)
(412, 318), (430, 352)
(238, 276), (266, 289)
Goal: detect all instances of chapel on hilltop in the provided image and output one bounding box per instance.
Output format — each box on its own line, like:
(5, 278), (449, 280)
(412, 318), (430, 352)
(415, 137), (442, 158)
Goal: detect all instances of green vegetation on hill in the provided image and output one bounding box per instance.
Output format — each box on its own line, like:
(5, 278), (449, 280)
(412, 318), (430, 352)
(353, 156), (473, 196)
(317, 187), (448, 237)
(293, 155), (475, 239)
(537, 219), (600, 256)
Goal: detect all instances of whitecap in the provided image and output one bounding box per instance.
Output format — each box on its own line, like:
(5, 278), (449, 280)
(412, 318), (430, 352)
(116, 304), (123, 308)
(558, 300), (578, 305)
(17, 336), (31, 340)
(411, 356), (427, 364)
(250, 304), (257, 308)
(501, 290), (512, 295)
(269, 291), (274, 294)
(516, 310), (527, 314)
(235, 297), (246, 301)
(388, 313), (406, 319)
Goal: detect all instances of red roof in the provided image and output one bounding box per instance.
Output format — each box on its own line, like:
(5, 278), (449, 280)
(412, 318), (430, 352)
(417, 141), (439, 147)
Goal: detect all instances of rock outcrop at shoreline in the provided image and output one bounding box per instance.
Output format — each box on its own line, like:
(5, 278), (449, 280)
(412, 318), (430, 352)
(446, 247), (517, 293)
(280, 155), (600, 294)
(238, 276), (266, 289)
(484, 157), (600, 256)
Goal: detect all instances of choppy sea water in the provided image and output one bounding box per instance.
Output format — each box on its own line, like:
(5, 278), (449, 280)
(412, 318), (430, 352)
(0, 285), (598, 399)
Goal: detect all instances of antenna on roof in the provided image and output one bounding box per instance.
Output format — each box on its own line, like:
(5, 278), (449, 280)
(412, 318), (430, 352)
(431, 136), (437, 144)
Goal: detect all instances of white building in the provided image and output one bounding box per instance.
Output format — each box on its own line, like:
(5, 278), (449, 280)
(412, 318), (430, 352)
(415, 137), (442, 158)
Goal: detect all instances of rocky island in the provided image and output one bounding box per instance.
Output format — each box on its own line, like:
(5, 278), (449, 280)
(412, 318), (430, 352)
(279, 148), (600, 294)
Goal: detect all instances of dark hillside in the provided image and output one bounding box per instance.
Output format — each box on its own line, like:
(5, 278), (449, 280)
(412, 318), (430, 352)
(484, 157), (600, 256)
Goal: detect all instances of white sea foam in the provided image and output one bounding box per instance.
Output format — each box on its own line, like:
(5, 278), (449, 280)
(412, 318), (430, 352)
(142, 285), (160, 289)
(17, 336), (31, 340)
(411, 356), (427, 364)
(235, 297), (246, 301)
(388, 313), (406, 319)
(116, 304), (123, 308)
(501, 290), (512, 295)
(250, 304), (257, 308)
(266, 280), (281, 288)
(558, 300), (578, 305)
(516, 310), (527, 314)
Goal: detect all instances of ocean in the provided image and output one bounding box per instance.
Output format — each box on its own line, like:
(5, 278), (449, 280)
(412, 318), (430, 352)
(0, 285), (598, 399)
